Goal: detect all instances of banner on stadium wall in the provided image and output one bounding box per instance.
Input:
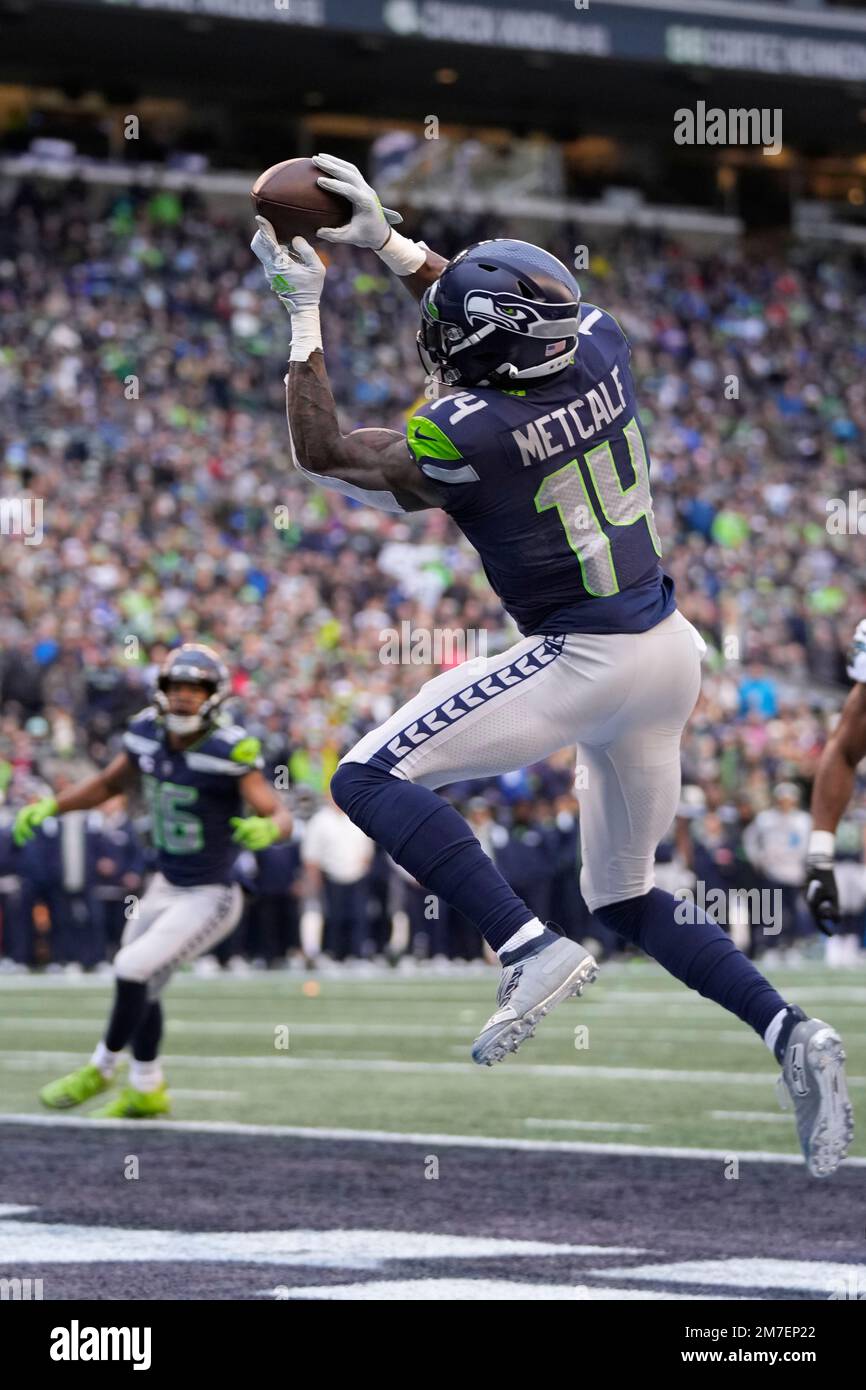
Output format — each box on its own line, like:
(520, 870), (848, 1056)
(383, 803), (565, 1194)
(45, 0), (866, 83)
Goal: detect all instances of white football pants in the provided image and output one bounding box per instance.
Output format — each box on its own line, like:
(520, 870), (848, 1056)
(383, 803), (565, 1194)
(339, 609), (705, 912)
(115, 874), (243, 994)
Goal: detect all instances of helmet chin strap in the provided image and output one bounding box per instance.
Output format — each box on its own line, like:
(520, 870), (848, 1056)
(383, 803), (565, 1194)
(495, 348), (575, 381)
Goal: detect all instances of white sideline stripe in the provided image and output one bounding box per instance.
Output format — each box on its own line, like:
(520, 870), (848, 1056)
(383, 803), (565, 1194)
(261, 1279), (721, 1302)
(0, 1049), (864, 1088)
(0, 1215), (641, 1266)
(593, 1258), (866, 1295)
(707, 1110), (791, 1125)
(1, 1111), (864, 1168)
(525, 1119), (652, 1133)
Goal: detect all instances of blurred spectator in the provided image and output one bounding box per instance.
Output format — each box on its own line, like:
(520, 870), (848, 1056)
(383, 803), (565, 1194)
(743, 782), (812, 950)
(491, 798), (559, 925)
(243, 833), (303, 966)
(301, 792), (376, 959)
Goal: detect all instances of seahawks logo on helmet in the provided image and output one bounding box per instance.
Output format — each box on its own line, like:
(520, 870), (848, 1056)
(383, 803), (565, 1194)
(462, 291), (580, 341)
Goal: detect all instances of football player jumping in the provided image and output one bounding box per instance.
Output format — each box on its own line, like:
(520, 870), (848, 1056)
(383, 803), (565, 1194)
(251, 157), (853, 1175)
(14, 644), (292, 1118)
(806, 620), (866, 932)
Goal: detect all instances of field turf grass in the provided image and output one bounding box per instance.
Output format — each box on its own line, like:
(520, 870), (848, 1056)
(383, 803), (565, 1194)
(0, 959), (864, 1155)
(1, 961), (863, 1300)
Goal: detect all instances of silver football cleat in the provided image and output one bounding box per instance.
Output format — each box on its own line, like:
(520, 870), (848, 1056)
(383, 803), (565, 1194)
(777, 1017), (854, 1178)
(472, 936), (598, 1066)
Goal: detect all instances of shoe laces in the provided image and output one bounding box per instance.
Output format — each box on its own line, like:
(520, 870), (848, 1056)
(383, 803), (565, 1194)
(497, 964), (523, 1007)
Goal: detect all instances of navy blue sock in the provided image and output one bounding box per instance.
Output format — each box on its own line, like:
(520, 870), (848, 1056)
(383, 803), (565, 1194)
(330, 762), (534, 952)
(132, 1001), (163, 1064)
(772, 1005), (807, 1065)
(104, 978), (149, 1053)
(501, 925), (562, 966)
(595, 888), (789, 1040)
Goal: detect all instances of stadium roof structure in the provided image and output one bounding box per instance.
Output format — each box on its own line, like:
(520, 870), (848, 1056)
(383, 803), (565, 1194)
(3, 0), (866, 233)
(4, 0), (865, 146)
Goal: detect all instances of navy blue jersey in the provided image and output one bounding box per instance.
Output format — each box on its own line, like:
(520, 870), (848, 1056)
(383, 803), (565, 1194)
(407, 304), (675, 636)
(123, 708), (264, 887)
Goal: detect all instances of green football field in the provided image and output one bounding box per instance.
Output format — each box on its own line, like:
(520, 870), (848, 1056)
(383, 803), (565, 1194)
(1, 961), (863, 1158)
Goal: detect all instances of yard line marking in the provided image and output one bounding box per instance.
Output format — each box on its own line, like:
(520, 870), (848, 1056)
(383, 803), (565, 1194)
(0, 1016), (780, 1044)
(0, 1050), (864, 1087)
(0, 972), (863, 999)
(0, 1017), (482, 1040)
(1, 1111), (864, 1167)
(525, 1118), (652, 1133)
(707, 1110), (791, 1125)
(167, 1089), (241, 1101)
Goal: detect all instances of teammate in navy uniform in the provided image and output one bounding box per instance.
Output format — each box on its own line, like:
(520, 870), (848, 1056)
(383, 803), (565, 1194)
(14, 644), (293, 1118)
(251, 156), (852, 1175)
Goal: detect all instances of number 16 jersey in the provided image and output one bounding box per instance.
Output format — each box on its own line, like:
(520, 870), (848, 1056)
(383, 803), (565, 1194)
(406, 303), (675, 636)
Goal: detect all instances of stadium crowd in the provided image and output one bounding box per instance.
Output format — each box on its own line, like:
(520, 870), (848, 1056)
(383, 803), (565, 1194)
(0, 176), (864, 970)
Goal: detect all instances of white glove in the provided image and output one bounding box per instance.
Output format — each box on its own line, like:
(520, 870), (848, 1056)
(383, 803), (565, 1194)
(312, 152), (427, 275)
(250, 216), (325, 312)
(312, 153), (401, 249)
(251, 216), (325, 360)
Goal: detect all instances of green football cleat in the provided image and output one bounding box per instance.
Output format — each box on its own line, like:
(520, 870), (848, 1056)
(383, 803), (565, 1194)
(39, 1064), (112, 1110)
(90, 1084), (171, 1119)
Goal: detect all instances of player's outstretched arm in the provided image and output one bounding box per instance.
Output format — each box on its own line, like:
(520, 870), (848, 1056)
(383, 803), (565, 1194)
(811, 684), (866, 834)
(13, 753), (136, 846)
(312, 153), (448, 302)
(287, 354), (444, 511)
(251, 217), (444, 512)
(805, 682), (866, 931)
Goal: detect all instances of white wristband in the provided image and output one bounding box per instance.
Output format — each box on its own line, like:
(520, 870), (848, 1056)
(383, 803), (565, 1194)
(289, 306), (323, 361)
(375, 229), (428, 276)
(808, 830), (836, 859)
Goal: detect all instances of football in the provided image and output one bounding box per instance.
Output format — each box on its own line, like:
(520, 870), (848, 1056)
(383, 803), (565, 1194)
(250, 156), (351, 244)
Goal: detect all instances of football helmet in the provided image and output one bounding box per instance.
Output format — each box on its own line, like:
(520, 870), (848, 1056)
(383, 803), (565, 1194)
(417, 238), (581, 389)
(154, 644), (230, 736)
